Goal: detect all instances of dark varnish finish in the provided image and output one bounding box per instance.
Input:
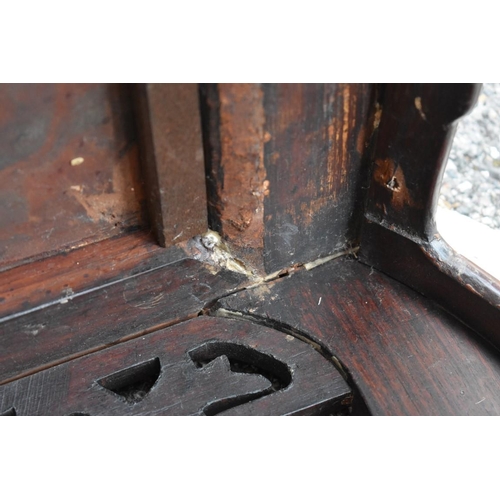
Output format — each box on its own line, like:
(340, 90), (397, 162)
(199, 84), (267, 274)
(361, 220), (500, 351)
(219, 257), (500, 415)
(135, 84), (208, 247)
(0, 316), (350, 415)
(0, 259), (248, 384)
(262, 84), (375, 272)
(360, 83), (500, 349)
(0, 83), (146, 270)
(200, 83), (376, 275)
(366, 84), (481, 237)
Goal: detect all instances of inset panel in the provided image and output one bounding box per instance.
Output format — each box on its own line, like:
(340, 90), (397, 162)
(0, 84), (145, 270)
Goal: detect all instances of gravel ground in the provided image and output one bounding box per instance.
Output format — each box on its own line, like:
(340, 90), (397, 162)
(439, 83), (500, 230)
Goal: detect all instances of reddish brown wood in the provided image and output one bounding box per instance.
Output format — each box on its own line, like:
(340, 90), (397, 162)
(199, 84), (267, 273)
(0, 316), (350, 415)
(365, 84), (481, 238)
(200, 84), (377, 275)
(135, 84), (208, 247)
(360, 83), (500, 349)
(219, 257), (500, 415)
(0, 259), (248, 384)
(0, 84), (146, 270)
(361, 221), (500, 350)
(0, 231), (185, 318)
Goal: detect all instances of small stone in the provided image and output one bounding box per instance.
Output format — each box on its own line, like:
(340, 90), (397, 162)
(457, 181), (473, 193)
(447, 159), (457, 171)
(482, 206), (495, 217)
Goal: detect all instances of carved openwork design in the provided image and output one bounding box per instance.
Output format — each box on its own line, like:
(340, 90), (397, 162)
(0, 316), (350, 416)
(97, 357), (162, 403)
(189, 341), (292, 415)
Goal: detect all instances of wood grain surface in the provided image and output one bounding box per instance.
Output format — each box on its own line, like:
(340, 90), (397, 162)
(365, 83), (481, 239)
(219, 256), (500, 415)
(0, 231), (185, 318)
(0, 259), (248, 384)
(135, 84), (208, 247)
(0, 84), (146, 270)
(200, 84), (376, 275)
(0, 316), (350, 415)
(262, 83), (375, 272)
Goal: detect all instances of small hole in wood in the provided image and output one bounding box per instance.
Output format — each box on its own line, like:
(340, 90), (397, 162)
(97, 357), (161, 404)
(1, 407), (16, 416)
(386, 176), (400, 191)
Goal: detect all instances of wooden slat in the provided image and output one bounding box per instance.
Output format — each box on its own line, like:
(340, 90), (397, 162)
(200, 84), (376, 275)
(199, 83), (267, 273)
(0, 231), (185, 318)
(135, 84), (208, 247)
(0, 316), (350, 416)
(262, 84), (375, 272)
(219, 257), (500, 415)
(0, 259), (248, 384)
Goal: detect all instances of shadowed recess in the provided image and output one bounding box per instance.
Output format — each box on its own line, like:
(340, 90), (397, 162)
(188, 341), (292, 415)
(97, 357), (161, 404)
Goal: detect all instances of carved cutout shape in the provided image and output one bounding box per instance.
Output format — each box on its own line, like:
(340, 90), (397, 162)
(1, 407), (16, 416)
(189, 341), (292, 415)
(97, 357), (161, 404)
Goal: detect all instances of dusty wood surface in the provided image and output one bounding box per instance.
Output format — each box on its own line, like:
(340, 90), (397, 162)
(135, 84), (207, 247)
(0, 231), (185, 318)
(200, 84), (267, 273)
(262, 83), (375, 272)
(0, 84), (146, 270)
(0, 259), (248, 384)
(200, 84), (376, 275)
(219, 257), (500, 415)
(0, 316), (350, 415)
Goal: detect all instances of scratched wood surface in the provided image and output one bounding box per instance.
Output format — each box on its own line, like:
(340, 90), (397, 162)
(0, 259), (248, 384)
(219, 257), (500, 415)
(262, 84), (376, 272)
(135, 84), (208, 247)
(200, 84), (377, 275)
(0, 316), (351, 415)
(0, 83), (146, 270)
(0, 231), (186, 318)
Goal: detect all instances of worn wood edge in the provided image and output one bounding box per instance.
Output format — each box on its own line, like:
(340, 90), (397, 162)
(365, 84), (482, 239)
(0, 230), (186, 320)
(198, 84), (267, 274)
(360, 218), (500, 351)
(0, 314), (196, 387)
(134, 84), (208, 247)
